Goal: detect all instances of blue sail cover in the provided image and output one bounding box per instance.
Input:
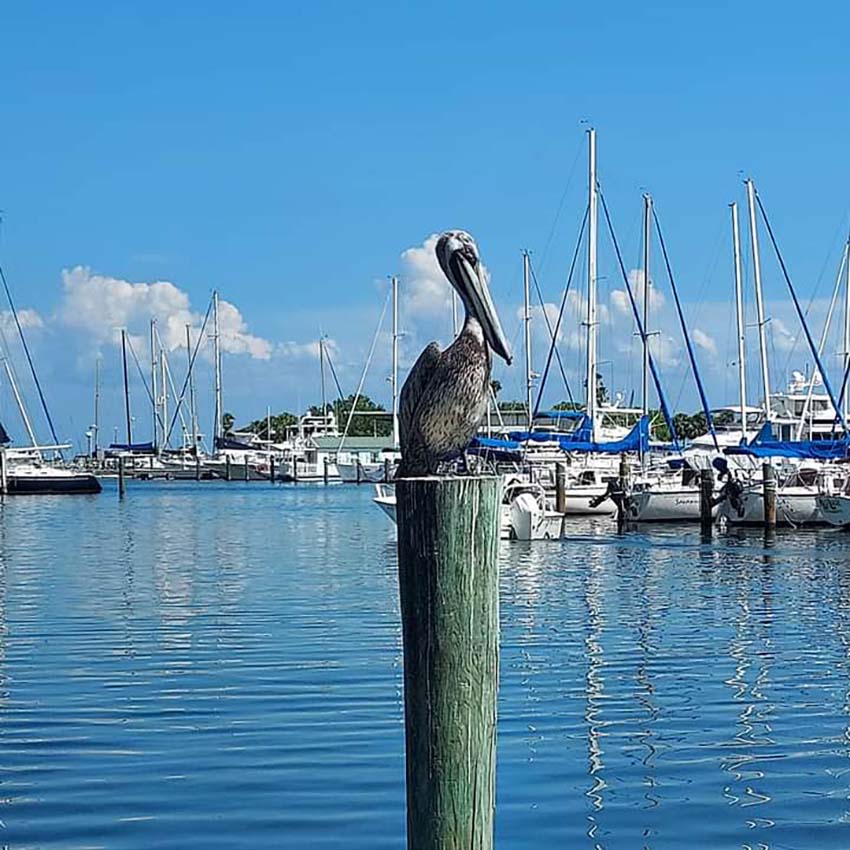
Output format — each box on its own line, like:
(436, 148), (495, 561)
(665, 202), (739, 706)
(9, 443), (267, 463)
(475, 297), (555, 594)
(507, 415), (648, 455)
(108, 441), (155, 454)
(725, 421), (850, 460)
(557, 415), (649, 454)
(468, 435), (524, 460)
(215, 436), (257, 451)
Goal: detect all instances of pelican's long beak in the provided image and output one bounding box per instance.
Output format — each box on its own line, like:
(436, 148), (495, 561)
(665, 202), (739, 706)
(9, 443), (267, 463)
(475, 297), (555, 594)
(439, 232), (513, 365)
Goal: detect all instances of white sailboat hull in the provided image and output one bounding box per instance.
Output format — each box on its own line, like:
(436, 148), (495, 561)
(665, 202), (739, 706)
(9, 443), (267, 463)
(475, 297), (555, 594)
(625, 488), (714, 523)
(718, 486), (822, 526)
(562, 486), (617, 516)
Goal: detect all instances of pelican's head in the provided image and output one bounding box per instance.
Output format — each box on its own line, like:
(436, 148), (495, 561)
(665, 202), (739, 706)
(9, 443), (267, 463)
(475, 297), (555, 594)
(435, 230), (512, 364)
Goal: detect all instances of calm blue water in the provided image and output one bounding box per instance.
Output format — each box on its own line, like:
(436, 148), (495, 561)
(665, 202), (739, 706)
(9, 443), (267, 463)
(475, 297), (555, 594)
(2, 481), (850, 848)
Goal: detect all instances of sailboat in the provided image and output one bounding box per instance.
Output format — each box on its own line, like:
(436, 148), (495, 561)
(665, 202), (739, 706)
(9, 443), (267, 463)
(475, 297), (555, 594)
(717, 181), (849, 525)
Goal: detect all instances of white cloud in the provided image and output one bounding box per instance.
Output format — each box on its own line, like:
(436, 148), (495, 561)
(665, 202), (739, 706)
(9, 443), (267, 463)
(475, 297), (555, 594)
(0, 308), (44, 339)
(277, 338), (338, 361)
(400, 234), (453, 320)
(58, 266), (271, 360)
(693, 327), (718, 356)
(770, 317), (797, 353)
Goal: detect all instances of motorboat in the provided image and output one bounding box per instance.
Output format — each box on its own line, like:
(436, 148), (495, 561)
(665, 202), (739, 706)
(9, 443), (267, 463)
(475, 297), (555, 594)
(373, 476), (564, 541)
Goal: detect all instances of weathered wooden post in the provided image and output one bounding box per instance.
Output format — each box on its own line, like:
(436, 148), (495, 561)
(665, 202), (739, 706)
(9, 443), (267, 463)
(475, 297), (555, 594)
(195, 455), (201, 481)
(225, 455), (232, 481)
(396, 475), (500, 850)
(356, 459), (362, 484)
(762, 462), (776, 528)
(555, 461), (567, 514)
(244, 457), (250, 481)
(384, 458), (391, 483)
(269, 455), (276, 484)
(617, 453), (629, 526)
(322, 457), (328, 486)
(699, 467), (714, 533)
(0, 448), (7, 495)
(118, 456), (126, 499)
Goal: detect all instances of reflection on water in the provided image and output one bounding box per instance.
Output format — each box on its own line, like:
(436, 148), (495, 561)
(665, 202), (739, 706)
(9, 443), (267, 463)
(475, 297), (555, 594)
(1, 485), (850, 848)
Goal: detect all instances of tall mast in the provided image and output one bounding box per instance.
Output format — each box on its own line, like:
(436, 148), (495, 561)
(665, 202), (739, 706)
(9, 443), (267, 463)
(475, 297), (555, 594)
(160, 348), (168, 450)
(2, 358), (38, 448)
(212, 290), (223, 447)
(150, 319), (158, 449)
(585, 128), (599, 440)
(731, 202), (748, 442)
(745, 179), (772, 421)
(319, 335), (327, 431)
(642, 194), (652, 417)
(391, 275), (400, 448)
(121, 328), (133, 444)
(522, 250), (534, 429)
(186, 325), (197, 452)
(844, 236), (850, 424)
(93, 356), (101, 456)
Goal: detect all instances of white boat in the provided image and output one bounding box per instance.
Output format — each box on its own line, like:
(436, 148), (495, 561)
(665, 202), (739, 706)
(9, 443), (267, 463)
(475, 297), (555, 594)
(625, 483), (712, 522)
(373, 477), (564, 541)
(717, 467), (823, 526)
(4, 461), (101, 495)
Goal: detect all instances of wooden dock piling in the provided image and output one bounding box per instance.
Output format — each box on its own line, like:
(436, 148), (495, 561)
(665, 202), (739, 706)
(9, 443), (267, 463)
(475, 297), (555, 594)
(0, 448), (7, 495)
(699, 468), (714, 533)
(762, 463), (776, 528)
(118, 456), (126, 498)
(270, 455), (276, 484)
(244, 457), (250, 481)
(555, 462), (567, 514)
(395, 476), (500, 850)
(225, 456), (232, 481)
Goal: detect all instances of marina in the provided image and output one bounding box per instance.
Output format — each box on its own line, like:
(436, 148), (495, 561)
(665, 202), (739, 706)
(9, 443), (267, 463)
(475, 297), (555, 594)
(3, 3), (850, 846)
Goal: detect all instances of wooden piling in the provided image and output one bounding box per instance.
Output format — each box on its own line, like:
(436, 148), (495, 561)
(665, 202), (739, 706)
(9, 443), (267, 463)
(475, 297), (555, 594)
(195, 455), (201, 481)
(555, 461), (567, 514)
(762, 462), (776, 528)
(118, 456), (126, 498)
(225, 456), (232, 481)
(322, 457), (328, 486)
(270, 455), (276, 484)
(384, 458), (391, 483)
(356, 459), (362, 484)
(617, 454), (629, 526)
(699, 467), (714, 533)
(395, 476), (500, 850)
(0, 449), (7, 495)
(244, 457), (250, 481)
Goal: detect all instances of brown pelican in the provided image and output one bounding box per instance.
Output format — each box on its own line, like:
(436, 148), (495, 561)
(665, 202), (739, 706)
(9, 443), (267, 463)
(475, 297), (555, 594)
(398, 231), (512, 477)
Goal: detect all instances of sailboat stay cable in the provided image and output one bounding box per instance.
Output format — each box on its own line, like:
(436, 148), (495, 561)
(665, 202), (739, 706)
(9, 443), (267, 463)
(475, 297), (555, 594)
(154, 325), (191, 444)
(796, 243), (846, 440)
(532, 204), (588, 417)
(0, 263), (61, 447)
(754, 190), (849, 435)
(652, 207), (719, 450)
(597, 187), (680, 449)
(337, 290), (391, 452)
(322, 342), (347, 401)
(528, 256), (575, 406)
(125, 334), (167, 434)
(165, 298), (214, 444)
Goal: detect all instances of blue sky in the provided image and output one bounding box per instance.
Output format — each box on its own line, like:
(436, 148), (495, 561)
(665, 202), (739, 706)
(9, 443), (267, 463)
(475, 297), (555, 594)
(1, 1), (849, 449)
